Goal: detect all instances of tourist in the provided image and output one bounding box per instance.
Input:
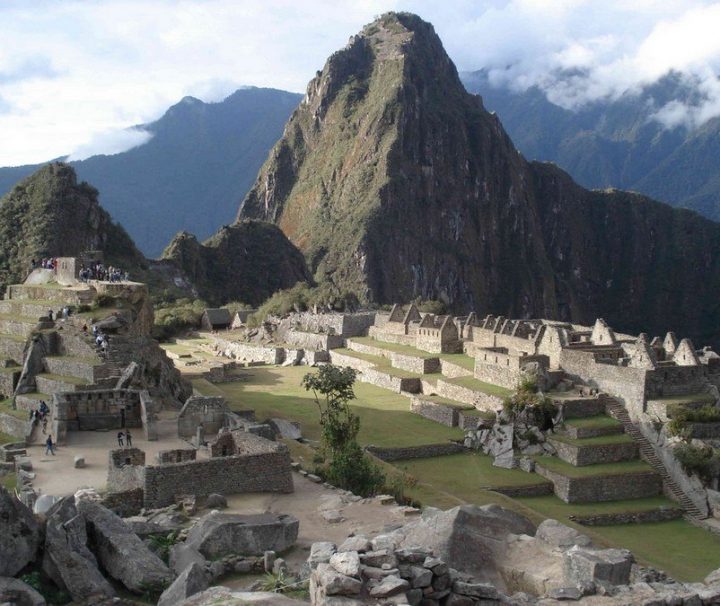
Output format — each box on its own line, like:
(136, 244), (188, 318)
(45, 435), (55, 456)
(117, 431), (124, 447)
(82, 323), (88, 334)
(125, 430), (132, 447)
(92, 325), (98, 337)
(48, 309), (54, 321)
(42, 417), (48, 435)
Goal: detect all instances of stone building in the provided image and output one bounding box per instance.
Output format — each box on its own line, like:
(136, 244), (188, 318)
(177, 395), (229, 440)
(201, 308), (232, 331)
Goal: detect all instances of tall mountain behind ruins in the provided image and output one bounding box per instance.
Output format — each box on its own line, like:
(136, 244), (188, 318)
(0, 162), (146, 289)
(235, 12), (720, 347)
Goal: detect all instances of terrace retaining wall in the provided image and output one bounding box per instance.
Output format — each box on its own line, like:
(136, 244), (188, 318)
(410, 397), (464, 427)
(365, 442), (464, 461)
(570, 508), (684, 526)
(549, 438), (639, 466)
(390, 353), (440, 375)
(435, 378), (504, 411)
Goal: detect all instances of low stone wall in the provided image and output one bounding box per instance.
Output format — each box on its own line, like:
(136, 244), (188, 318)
(0, 369), (19, 398)
(346, 339), (391, 359)
(564, 424), (622, 440)
(435, 379), (504, 411)
(157, 449), (197, 464)
(139, 391), (157, 441)
(458, 412), (490, 430)
(556, 397), (607, 419)
(439, 359), (473, 378)
(367, 327), (415, 347)
(410, 397), (463, 427)
(570, 507), (684, 526)
(0, 412), (30, 440)
(143, 447), (293, 508)
(549, 438), (639, 466)
(492, 483), (553, 497)
(361, 368), (421, 394)
(535, 463), (662, 503)
(688, 422), (720, 439)
(211, 337), (282, 365)
(391, 352), (440, 374)
(284, 330), (344, 351)
(365, 442), (464, 461)
(328, 350), (376, 371)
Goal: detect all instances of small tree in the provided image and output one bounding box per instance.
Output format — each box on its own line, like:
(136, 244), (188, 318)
(302, 365), (385, 496)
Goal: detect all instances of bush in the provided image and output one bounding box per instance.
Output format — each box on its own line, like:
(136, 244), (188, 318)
(674, 443), (720, 484)
(323, 442), (386, 497)
(153, 298), (207, 340)
(250, 282), (361, 325)
(667, 405), (720, 437)
(503, 378), (557, 431)
(412, 298), (447, 315)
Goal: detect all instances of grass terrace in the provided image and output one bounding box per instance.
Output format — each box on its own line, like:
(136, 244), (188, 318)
(654, 392), (716, 406)
(415, 395), (476, 410)
(550, 433), (634, 447)
(444, 375), (512, 398)
(348, 336), (438, 358)
(534, 456), (653, 478)
(438, 352), (476, 371)
(197, 366), (463, 448)
(0, 399), (26, 420)
(563, 415), (622, 429)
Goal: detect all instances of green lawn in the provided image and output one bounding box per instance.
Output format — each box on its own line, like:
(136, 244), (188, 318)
(0, 430), (18, 444)
(564, 415), (622, 429)
(397, 453), (550, 490)
(438, 353), (476, 371)
(200, 366), (463, 448)
(515, 495), (720, 581)
(654, 392), (716, 406)
(1, 474), (17, 492)
(550, 433), (634, 447)
(444, 376), (512, 397)
(348, 336), (437, 359)
(460, 409), (497, 419)
(415, 395), (475, 410)
(534, 456), (653, 477)
(0, 399), (28, 420)
(332, 348), (387, 366)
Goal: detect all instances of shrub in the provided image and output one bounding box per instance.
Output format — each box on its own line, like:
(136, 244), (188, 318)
(153, 298), (207, 340)
(667, 405), (720, 437)
(412, 298), (447, 315)
(502, 378), (557, 431)
(674, 443), (720, 484)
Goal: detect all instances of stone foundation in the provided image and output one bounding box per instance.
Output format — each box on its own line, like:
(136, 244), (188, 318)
(390, 352), (440, 375)
(410, 397), (468, 427)
(570, 507), (684, 526)
(435, 378), (504, 411)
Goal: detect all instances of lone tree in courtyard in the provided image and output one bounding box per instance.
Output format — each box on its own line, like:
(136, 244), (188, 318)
(302, 365), (385, 496)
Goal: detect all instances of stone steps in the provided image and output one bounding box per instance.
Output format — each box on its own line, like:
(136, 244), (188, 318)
(605, 399), (706, 519)
(35, 373), (88, 395)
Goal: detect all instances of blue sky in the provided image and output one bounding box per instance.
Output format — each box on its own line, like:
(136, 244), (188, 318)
(2, 0), (720, 166)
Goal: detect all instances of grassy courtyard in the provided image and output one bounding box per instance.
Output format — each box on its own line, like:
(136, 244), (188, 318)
(192, 364), (720, 581)
(198, 366), (463, 448)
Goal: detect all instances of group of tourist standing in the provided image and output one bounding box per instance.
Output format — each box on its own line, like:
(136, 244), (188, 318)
(79, 262), (128, 283)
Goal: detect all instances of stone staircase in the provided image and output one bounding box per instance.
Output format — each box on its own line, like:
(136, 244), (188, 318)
(604, 398), (706, 520)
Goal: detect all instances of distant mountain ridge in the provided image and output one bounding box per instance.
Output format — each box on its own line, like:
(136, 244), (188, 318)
(0, 87), (301, 257)
(460, 70), (720, 222)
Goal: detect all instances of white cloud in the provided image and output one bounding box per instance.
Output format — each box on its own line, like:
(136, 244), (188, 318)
(1, 0), (720, 165)
(67, 128), (153, 161)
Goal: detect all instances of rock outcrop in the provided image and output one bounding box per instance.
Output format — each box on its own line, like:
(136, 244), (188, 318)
(162, 220), (311, 306)
(185, 512), (299, 559)
(77, 499), (173, 594)
(42, 498), (115, 602)
(236, 11), (720, 347)
(0, 486), (41, 576)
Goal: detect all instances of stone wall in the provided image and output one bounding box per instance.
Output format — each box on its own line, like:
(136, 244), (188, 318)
(177, 395), (227, 439)
(365, 442), (464, 461)
(570, 508), (683, 526)
(143, 447), (293, 508)
(284, 330), (344, 351)
(410, 397), (464, 427)
(439, 359), (472, 378)
(0, 412), (29, 440)
(646, 365), (712, 399)
(491, 483), (554, 497)
(0, 370), (19, 398)
(275, 311), (375, 338)
(210, 337), (283, 365)
(139, 391), (158, 441)
(102, 488), (144, 517)
(361, 368), (421, 394)
(559, 349), (648, 418)
(435, 379), (504, 411)
(329, 350), (376, 371)
(157, 449), (197, 464)
(107, 448), (146, 493)
(688, 422), (720, 439)
(549, 438), (638, 466)
(53, 389), (143, 443)
(473, 353), (549, 390)
(367, 327), (415, 346)
(390, 353), (440, 374)
(535, 464), (662, 503)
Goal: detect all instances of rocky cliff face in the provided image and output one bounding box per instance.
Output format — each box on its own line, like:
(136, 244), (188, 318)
(162, 220), (311, 306)
(0, 162), (145, 289)
(237, 12), (720, 346)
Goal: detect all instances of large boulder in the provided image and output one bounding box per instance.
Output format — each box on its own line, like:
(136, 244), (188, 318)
(0, 577), (45, 606)
(157, 563), (208, 606)
(77, 499), (173, 594)
(269, 418), (302, 440)
(0, 486), (41, 576)
(169, 543), (207, 576)
(392, 504), (535, 574)
(185, 512), (299, 559)
(535, 519), (591, 550)
(176, 587), (307, 605)
(563, 546), (634, 587)
(43, 498), (115, 602)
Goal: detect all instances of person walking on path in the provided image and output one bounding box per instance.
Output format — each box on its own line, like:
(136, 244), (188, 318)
(125, 430), (132, 447)
(45, 435), (55, 456)
(117, 431), (124, 447)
